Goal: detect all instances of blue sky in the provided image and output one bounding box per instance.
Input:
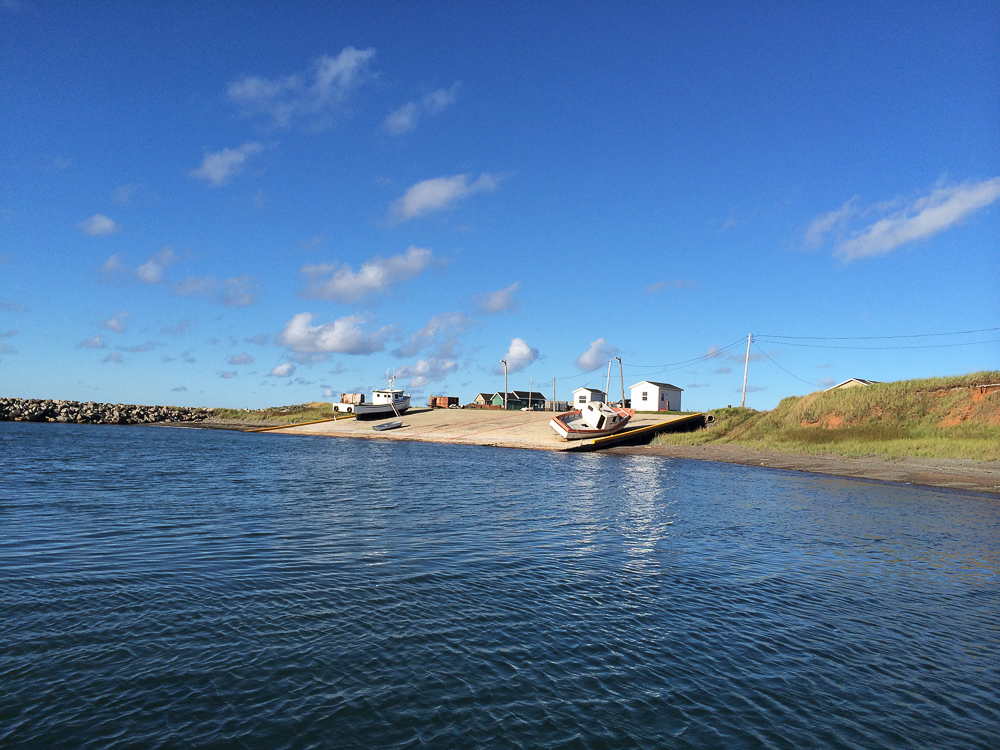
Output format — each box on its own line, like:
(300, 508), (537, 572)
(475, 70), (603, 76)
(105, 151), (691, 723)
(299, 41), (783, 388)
(2, 1), (997, 410)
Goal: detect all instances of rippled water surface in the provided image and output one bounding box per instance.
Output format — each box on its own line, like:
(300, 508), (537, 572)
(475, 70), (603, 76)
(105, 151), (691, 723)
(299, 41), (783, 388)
(2, 422), (998, 748)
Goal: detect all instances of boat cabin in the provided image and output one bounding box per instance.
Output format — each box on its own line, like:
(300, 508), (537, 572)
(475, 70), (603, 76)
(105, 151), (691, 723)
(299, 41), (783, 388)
(371, 389), (407, 405)
(581, 402), (623, 430)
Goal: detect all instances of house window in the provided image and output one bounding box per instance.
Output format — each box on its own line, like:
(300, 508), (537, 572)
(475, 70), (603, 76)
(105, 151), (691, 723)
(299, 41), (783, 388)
(578, 395), (586, 403)
(660, 393), (665, 400)
(642, 392), (648, 401)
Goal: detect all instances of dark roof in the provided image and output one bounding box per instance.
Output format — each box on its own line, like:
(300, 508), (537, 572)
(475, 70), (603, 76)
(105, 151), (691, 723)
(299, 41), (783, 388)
(494, 391), (547, 400)
(630, 381), (683, 391)
(573, 387), (605, 394)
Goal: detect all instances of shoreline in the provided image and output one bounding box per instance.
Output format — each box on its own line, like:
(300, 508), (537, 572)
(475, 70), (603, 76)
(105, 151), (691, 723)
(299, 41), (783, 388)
(605, 443), (1000, 497)
(185, 411), (1000, 497)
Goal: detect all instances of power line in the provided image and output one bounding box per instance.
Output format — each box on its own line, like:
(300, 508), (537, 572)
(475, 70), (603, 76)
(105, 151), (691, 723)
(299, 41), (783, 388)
(757, 326), (1000, 341)
(752, 342), (822, 387)
(626, 336), (747, 369)
(752, 337), (1000, 351)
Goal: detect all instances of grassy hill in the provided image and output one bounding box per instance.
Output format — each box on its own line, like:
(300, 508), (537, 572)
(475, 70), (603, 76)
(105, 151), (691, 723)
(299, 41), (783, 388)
(210, 402), (338, 424)
(653, 371), (1000, 460)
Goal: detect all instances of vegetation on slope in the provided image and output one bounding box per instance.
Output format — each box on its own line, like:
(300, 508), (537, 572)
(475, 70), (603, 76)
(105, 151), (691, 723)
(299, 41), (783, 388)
(210, 402), (339, 424)
(653, 371), (1000, 460)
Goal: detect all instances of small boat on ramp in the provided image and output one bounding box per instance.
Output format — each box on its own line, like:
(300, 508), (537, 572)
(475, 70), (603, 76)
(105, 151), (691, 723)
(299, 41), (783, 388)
(549, 402), (634, 441)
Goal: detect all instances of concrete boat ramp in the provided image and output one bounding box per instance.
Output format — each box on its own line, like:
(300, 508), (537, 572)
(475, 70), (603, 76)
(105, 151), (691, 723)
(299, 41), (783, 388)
(251, 408), (705, 452)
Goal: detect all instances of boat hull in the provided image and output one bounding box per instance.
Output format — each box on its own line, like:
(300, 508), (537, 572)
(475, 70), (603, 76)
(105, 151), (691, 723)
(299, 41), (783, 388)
(353, 397), (411, 420)
(549, 406), (634, 440)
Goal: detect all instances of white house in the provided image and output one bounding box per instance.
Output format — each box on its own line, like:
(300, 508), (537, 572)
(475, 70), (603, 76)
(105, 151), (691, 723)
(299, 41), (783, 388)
(572, 387), (606, 410)
(630, 381), (682, 412)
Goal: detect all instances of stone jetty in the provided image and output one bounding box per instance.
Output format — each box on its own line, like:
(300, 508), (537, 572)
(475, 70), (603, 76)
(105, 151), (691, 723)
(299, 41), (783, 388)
(0, 397), (211, 425)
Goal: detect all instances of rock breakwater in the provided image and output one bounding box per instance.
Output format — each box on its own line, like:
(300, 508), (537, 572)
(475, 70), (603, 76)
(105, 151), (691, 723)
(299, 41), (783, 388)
(0, 398), (211, 425)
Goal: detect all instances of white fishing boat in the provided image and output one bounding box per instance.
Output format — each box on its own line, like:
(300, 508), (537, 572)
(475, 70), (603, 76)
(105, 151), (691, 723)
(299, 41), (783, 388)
(353, 387), (410, 421)
(549, 401), (634, 441)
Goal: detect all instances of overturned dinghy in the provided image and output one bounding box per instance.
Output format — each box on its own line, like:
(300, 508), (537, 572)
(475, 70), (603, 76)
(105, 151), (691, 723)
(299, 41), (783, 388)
(549, 401), (634, 441)
(372, 420), (403, 432)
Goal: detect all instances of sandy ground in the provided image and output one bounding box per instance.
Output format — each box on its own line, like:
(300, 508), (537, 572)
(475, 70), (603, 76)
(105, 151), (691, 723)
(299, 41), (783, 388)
(260, 407), (691, 451)
(608, 443), (1000, 496)
(203, 408), (1000, 496)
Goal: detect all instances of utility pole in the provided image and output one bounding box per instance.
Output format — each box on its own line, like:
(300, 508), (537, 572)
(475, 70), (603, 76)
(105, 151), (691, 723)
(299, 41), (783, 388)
(741, 333), (752, 408)
(616, 356), (624, 405)
(605, 358), (613, 403)
(552, 378), (556, 411)
(528, 376), (532, 411)
(502, 359), (508, 409)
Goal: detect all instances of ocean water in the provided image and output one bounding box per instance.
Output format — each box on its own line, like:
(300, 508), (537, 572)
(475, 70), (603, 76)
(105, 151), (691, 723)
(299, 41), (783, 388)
(1, 421), (998, 749)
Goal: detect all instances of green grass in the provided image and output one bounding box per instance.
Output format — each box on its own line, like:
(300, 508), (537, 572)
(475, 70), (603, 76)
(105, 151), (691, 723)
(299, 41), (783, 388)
(652, 371), (1000, 461)
(210, 402), (339, 424)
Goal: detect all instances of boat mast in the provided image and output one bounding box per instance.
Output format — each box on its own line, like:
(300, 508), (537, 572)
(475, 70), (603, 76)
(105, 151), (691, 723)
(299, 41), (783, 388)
(616, 356), (624, 405)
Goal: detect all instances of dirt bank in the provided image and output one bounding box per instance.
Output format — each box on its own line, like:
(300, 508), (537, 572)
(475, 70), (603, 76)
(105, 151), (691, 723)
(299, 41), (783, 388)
(607, 443), (1000, 496)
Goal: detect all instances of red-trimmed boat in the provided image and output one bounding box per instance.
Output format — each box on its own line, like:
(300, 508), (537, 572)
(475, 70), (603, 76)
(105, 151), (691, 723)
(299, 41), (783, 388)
(549, 402), (635, 441)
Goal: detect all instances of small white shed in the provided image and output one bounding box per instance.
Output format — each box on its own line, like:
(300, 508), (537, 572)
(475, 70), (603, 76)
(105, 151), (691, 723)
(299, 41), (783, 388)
(630, 381), (683, 412)
(572, 387), (606, 410)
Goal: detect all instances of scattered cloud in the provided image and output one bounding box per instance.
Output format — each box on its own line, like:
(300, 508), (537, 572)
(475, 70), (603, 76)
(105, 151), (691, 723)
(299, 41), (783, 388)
(575, 338), (618, 370)
(101, 311), (129, 333)
(121, 341), (156, 353)
(323, 388), (335, 398)
(246, 332), (269, 346)
(741, 385), (767, 393)
(0, 253), (9, 264)
(645, 279), (697, 293)
(269, 363), (295, 377)
(393, 312), (473, 358)
(390, 173), (499, 223)
(219, 371), (238, 379)
(807, 178), (1000, 261)
(161, 319), (193, 337)
(393, 358), (458, 389)
(300, 235), (324, 251)
(227, 353), (254, 365)
(173, 275), (259, 307)
(474, 282), (520, 314)
(819, 377), (836, 387)
(171, 386), (187, 392)
(76, 335), (106, 349)
(189, 142), (264, 186)
(0, 329), (17, 355)
(384, 83), (459, 134)
(276, 312), (392, 355)
(136, 246), (177, 284)
(111, 183), (144, 205)
(495, 337), (538, 374)
(0, 329), (16, 338)
(713, 366), (732, 374)
(103, 352), (123, 364)
(0, 299), (27, 312)
(686, 383), (710, 388)
(300, 246), (433, 302)
(818, 363), (832, 369)
(227, 47), (376, 129)
(79, 214), (120, 236)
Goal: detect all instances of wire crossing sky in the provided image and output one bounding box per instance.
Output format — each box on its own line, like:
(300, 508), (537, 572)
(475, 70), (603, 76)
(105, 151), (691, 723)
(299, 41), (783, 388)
(1, 2), (997, 410)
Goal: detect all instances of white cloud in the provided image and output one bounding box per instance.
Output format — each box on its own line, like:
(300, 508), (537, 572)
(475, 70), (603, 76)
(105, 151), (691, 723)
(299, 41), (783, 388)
(228, 353), (254, 365)
(323, 388), (335, 398)
(384, 83), (459, 134)
(103, 352), (122, 364)
(135, 246), (176, 284)
(575, 338), (618, 370)
(79, 214), (119, 236)
(393, 358), (458, 389)
(804, 198), (857, 246)
(189, 142), (264, 186)
(269, 363), (295, 377)
(300, 246), (433, 302)
(76, 335), (106, 349)
(219, 370), (238, 379)
(496, 337), (538, 374)
(0, 299), (27, 312)
(227, 47), (375, 129)
(100, 311), (129, 333)
(172, 275), (258, 306)
(393, 312), (473, 358)
(390, 173), (499, 222)
(645, 279), (697, 293)
(474, 282), (520, 314)
(171, 386), (187, 392)
(276, 312), (392, 355)
(807, 178), (1000, 262)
